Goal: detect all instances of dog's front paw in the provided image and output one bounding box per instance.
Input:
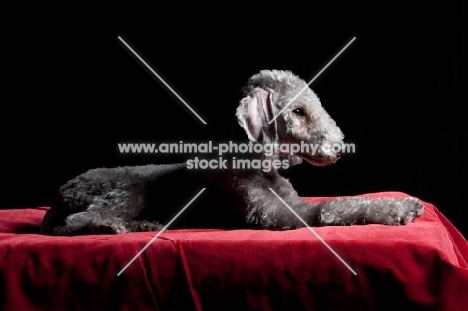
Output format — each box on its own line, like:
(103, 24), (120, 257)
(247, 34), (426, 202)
(385, 197), (424, 225)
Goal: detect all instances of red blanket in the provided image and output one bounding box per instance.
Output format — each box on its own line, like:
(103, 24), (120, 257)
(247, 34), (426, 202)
(1, 192), (467, 311)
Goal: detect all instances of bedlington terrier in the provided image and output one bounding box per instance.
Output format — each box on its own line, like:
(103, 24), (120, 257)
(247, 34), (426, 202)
(41, 70), (423, 235)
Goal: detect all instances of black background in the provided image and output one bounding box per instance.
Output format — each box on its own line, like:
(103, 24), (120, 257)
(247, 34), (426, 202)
(2, 2), (467, 237)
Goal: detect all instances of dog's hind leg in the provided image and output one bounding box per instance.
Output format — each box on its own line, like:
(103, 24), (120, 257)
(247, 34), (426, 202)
(51, 211), (129, 235)
(126, 220), (165, 232)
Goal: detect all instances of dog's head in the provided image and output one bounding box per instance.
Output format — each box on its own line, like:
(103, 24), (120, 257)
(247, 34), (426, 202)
(236, 70), (344, 167)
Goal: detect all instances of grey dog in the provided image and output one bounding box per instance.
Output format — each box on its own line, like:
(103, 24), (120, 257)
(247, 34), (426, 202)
(41, 70), (423, 235)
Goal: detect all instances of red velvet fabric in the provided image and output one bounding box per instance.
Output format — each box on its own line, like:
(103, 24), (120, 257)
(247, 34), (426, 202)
(1, 192), (467, 311)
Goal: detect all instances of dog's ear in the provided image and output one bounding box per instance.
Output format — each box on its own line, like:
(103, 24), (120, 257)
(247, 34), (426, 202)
(236, 88), (277, 144)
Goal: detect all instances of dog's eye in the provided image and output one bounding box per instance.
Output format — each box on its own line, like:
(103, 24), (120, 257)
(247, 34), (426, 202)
(293, 108), (305, 116)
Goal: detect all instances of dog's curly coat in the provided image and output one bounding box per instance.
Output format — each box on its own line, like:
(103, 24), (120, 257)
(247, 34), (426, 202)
(41, 70), (423, 235)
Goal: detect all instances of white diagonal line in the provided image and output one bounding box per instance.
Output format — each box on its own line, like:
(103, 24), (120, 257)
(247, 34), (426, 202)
(117, 188), (206, 276)
(268, 188), (357, 276)
(117, 36), (207, 125)
(268, 37), (356, 124)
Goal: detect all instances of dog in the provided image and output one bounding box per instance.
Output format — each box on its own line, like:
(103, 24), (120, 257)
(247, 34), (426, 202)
(40, 69), (423, 235)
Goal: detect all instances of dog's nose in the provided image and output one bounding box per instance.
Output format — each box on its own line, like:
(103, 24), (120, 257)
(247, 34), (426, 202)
(332, 143), (342, 157)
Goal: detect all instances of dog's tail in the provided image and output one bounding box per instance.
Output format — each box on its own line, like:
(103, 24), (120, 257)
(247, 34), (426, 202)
(40, 197), (69, 235)
(40, 208), (55, 235)
(40, 207), (61, 235)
